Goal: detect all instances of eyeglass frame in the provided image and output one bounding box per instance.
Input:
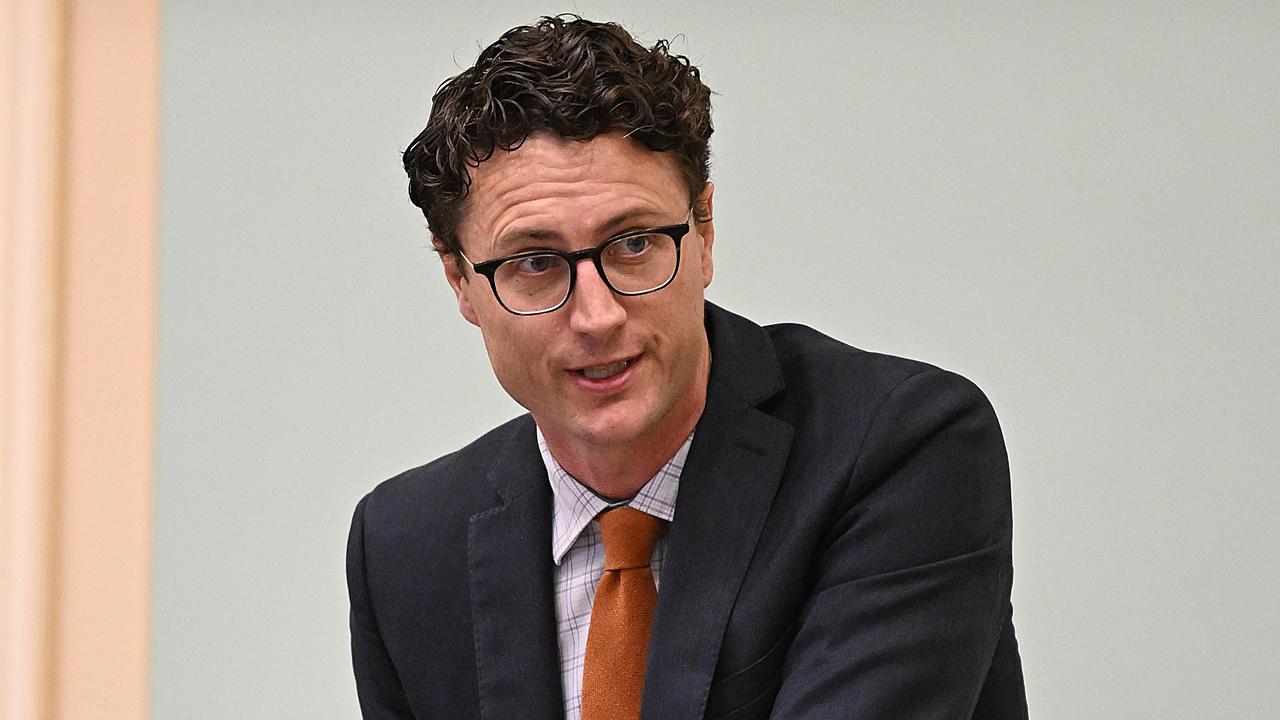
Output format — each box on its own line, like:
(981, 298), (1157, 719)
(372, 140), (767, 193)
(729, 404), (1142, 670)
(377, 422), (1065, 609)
(457, 221), (691, 316)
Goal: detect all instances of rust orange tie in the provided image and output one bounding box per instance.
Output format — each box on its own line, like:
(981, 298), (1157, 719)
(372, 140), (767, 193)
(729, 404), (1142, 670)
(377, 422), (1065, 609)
(580, 506), (664, 720)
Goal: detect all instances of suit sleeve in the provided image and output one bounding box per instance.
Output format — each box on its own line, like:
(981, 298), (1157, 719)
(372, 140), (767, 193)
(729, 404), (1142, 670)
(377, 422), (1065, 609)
(348, 494), (417, 719)
(769, 368), (1027, 720)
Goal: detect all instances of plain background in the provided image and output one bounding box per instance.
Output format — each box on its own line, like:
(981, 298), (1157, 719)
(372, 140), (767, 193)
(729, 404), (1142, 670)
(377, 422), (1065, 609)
(152, 2), (1279, 718)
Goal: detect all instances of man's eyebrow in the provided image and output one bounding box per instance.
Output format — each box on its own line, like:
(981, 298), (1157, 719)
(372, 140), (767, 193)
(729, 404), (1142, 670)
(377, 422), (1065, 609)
(597, 206), (669, 235)
(492, 205), (670, 253)
(492, 227), (559, 254)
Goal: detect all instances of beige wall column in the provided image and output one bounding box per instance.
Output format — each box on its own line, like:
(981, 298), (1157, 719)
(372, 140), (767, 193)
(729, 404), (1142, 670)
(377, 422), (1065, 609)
(2, 0), (64, 718)
(1, 0), (159, 718)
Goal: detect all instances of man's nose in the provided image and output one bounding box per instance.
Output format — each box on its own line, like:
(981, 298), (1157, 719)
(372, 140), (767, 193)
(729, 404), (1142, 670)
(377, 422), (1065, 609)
(567, 259), (626, 336)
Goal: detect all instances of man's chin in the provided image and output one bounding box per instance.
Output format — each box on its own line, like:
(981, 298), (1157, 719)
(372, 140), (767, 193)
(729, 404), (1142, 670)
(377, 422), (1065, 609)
(546, 406), (656, 451)
(571, 421), (648, 450)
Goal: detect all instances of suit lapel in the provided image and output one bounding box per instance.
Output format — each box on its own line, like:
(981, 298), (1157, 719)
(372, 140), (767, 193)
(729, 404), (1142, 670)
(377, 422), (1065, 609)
(642, 304), (795, 720)
(467, 418), (564, 720)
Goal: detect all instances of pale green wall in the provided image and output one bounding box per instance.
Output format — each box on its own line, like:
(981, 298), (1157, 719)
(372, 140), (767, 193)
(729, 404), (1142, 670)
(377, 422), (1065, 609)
(154, 2), (1280, 717)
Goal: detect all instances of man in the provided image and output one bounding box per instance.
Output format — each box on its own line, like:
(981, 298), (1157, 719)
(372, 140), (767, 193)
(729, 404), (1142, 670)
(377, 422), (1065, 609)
(348, 15), (1027, 720)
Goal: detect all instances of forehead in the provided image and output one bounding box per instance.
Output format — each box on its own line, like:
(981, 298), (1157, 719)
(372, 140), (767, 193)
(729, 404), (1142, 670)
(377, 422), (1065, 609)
(458, 133), (688, 254)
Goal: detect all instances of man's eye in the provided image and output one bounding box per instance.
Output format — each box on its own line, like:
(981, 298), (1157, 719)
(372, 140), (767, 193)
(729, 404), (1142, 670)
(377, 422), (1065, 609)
(514, 255), (557, 274)
(617, 235), (652, 256)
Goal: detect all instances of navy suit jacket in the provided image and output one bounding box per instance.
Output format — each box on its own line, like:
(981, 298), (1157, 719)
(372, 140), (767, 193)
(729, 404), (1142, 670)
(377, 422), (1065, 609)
(348, 303), (1028, 719)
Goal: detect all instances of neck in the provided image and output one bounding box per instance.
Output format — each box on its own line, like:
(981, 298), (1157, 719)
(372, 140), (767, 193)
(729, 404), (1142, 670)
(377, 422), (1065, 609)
(542, 357), (709, 499)
(545, 413), (701, 500)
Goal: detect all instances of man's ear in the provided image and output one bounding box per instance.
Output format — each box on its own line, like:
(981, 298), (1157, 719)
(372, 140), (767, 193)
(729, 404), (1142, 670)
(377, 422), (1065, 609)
(695, 182), (715, 288)
(436, 234), (479, 326)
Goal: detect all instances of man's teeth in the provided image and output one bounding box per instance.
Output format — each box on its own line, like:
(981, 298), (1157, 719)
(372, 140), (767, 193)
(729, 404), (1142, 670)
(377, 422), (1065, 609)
(580, 359), (631, 380)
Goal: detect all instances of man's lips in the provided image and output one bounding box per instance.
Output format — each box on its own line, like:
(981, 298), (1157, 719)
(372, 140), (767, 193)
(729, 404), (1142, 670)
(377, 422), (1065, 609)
(569, 355), (640, 381)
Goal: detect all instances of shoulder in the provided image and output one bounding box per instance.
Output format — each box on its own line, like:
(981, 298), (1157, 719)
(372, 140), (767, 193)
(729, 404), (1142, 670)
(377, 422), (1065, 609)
(354, 415), (533, 536)
(758, 319), (1011, 575)
(766, 321), (935, 382)
(762, 320), (994, 423)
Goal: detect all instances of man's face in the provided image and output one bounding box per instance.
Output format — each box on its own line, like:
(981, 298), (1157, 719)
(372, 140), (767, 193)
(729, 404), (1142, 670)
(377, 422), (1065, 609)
(441, 133), (715, 454)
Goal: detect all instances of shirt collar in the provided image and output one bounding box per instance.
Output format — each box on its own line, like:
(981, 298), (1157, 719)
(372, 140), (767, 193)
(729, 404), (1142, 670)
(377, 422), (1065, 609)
(537, 426), (692, 565)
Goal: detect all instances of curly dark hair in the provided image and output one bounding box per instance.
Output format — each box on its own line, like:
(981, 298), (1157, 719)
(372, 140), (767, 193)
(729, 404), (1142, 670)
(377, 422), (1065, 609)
(402, 15), (714, 261)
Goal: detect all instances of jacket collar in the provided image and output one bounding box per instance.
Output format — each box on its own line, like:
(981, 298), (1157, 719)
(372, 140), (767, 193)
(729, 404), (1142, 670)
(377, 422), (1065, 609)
(641, 302), (794, 719)
(467, 415), (563, 720)
(703, 301), (786, 406)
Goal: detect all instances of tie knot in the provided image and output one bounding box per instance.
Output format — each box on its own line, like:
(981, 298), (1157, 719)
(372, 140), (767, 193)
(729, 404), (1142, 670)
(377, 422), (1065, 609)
(597, 507), (663, 570)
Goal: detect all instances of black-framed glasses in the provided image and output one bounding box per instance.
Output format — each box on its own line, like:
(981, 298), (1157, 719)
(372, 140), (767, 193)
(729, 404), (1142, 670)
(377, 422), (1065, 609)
(459, 222), (690, 315)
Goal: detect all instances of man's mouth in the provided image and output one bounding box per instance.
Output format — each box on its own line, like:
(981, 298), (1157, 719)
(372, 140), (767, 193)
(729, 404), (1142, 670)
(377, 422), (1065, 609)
(576, 357), (634, 380)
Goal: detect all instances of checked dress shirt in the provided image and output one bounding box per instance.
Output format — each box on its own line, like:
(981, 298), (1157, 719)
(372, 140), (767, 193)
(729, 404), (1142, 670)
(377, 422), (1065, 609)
(537, 427), (693, 720)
